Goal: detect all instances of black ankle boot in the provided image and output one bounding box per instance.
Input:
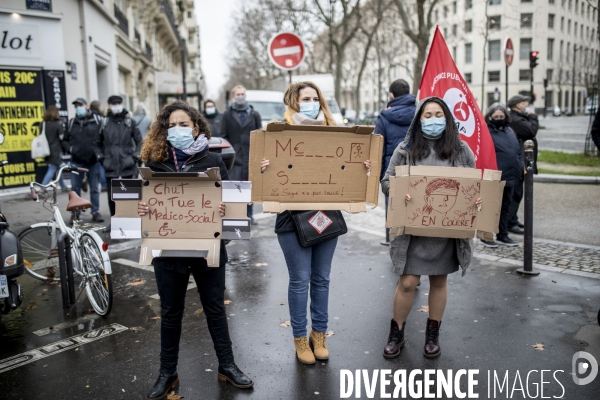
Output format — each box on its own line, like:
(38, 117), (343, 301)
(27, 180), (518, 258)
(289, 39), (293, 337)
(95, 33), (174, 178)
(383, 319), (406, 359)
(218, 363), (254, 389)
(424, 318), (442, 359)
(147, 371), (179, 400)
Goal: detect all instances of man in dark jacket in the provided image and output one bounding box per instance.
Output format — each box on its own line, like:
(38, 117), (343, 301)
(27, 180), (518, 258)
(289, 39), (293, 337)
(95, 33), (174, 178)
(63, 97), (104, 223)
(507, 94), (539, 234)
(221, 85), (262, 222)
(589, 107), (600, 151)
(99, 95), (143, 217)
(90, 100), (107, 191)
(204, 100), (223, 137)
(374, 79), (416, 244)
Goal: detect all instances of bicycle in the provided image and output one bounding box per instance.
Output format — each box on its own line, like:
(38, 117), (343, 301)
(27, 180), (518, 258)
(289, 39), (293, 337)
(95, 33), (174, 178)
(18, 165), (113, 316)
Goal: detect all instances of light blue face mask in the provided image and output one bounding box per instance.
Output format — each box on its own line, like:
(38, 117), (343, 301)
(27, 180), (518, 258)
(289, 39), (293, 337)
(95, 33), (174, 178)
(299, 101), (320, 120)
(75, 106), (87, 117)
(167, 126), (195, 150)
(421, 117), (446, 137)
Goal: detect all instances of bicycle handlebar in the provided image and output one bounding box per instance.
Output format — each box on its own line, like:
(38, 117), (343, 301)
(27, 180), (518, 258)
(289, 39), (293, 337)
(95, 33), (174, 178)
(30, 187), (38, 201)
(77, 167), (89, 173)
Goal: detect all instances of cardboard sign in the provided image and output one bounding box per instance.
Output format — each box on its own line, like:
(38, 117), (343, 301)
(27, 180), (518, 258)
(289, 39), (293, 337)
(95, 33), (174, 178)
(249, 123), (383, 213)
(386, 166), (505, 240)
(111, 167), (252, 266)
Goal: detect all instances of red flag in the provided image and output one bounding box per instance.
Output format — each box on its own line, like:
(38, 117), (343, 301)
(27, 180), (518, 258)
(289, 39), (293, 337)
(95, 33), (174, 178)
(419, 27), (498, 170)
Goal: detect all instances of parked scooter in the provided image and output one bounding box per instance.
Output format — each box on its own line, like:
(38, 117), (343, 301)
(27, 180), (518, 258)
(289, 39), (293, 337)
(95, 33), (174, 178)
(0, 162), (25, 334)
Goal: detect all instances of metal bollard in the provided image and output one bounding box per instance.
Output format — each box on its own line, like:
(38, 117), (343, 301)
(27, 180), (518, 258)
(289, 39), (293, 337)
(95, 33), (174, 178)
(65, 238), (75, 304)
(57, 232), (70, 308)
(517, 140), (539, 276)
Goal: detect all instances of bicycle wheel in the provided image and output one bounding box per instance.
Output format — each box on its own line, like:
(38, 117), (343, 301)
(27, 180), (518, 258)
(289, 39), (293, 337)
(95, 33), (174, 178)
(18, 224), (62, 282)
(80, 233), (113, 316)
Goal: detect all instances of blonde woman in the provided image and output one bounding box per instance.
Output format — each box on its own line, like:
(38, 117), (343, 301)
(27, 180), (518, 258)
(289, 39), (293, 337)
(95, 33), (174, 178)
(262, 82), (370, 364)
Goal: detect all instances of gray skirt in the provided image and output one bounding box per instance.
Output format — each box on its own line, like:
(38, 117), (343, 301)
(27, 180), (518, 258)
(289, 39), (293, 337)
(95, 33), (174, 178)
(403, 236), (459, 276)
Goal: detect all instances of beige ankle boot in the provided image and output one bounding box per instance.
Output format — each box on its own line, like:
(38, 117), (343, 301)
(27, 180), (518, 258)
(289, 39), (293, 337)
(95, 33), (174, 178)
(294, 336), (316, 364)
(309, 330), (329, 361)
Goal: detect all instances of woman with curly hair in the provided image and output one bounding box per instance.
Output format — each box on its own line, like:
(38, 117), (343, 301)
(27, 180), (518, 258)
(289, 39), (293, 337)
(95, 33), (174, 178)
(138, 101), (253, 399)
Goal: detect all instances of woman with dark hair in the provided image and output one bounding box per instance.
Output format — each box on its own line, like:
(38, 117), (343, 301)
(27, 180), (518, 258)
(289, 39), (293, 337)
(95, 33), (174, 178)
(483, 102), (523, 247)
(138, 101), (253, 399)
(41, 105), (68, 191)
(380, 97), (482, 360)
(261, 82), (371, 365)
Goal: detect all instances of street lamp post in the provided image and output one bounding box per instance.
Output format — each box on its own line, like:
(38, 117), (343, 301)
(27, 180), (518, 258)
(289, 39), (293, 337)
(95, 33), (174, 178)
(572, 45), (578, 114)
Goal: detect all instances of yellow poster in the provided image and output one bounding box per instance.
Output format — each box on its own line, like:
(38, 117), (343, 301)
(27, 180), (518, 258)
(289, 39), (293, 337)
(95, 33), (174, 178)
(0, 101), (45, 152)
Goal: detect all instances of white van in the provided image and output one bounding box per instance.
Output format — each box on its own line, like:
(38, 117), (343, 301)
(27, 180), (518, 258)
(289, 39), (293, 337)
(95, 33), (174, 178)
(245, 90), (286, 128)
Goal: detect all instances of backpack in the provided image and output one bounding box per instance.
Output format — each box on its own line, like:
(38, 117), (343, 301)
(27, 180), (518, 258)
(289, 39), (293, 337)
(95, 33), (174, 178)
(68, 113), (103, 133)
(100, 114), (132, 134)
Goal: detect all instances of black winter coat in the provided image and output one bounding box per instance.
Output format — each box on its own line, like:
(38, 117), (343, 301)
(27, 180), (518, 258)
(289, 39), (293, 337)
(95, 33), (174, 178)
(590, 108), (600, 151)
(509, 110), (539, 174)
(486, 121), (524, 186)
(205, 112), (223, 138)
(146, 148), (229, 271)
(42, 120), (64, 165)
(63, 113), (102, 166)
(99, 110), (143, 178)
(220, 106), (262, 180)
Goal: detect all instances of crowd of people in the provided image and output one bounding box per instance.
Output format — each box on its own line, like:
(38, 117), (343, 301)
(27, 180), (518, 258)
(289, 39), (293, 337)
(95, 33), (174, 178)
(37, 79), (540, 398)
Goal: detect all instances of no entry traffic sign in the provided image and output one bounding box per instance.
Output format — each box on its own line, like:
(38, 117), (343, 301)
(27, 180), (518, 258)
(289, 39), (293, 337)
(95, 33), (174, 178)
(268, 32), (305, 71)
(504, 38), (514, 66)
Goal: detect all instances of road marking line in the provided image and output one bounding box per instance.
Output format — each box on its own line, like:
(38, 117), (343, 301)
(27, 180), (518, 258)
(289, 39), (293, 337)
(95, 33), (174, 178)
(112, 258), (154, 272)
(0, 323), (128, 374)
(33, 314), (100, 337)
(107, 240), (141, 254)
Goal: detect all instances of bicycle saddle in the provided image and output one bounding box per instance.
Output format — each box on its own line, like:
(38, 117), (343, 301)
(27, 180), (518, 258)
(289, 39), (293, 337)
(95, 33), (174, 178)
(66, 191), (93, 211)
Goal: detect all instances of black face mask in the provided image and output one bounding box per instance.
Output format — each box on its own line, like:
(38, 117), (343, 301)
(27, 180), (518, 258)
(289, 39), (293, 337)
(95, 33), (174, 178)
(490, 119), (507, 128)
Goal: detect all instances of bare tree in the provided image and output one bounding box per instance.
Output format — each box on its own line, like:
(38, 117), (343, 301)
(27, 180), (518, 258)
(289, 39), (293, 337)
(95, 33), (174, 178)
(392, 0), (440, 95)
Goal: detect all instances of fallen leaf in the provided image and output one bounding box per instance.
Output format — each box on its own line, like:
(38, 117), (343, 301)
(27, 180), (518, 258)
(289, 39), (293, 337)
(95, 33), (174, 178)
(418, 305), (429, 313)
(129, 326), (144, 332)
(75, 348), (79, 351)
(37, 292), (46, 297)
(326, 330), (335, 337)
(280, 320), (291, 328)
(27, 302), (37, 310)
(224, 300), (232, 305)
(279, 302), (286, 306)
(126, 279), (146, 287)
(532, 343), (545, 351)
(132, 375), (136, 382)
(205, 369), (213, 372)
(255, 263), (268, 267)
(167, 392), (183, 400)
(150, 316), (161, 320)
(194, 308), (204, 315)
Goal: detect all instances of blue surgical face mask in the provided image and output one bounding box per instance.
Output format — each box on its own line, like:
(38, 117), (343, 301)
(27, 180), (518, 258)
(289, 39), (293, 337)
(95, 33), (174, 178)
(205, 107), (216, 115)
(299, 101), (320, 119)
(421, 117), (446, 137)
(75, 106), (87, 117)
(167, 126), (195, 150)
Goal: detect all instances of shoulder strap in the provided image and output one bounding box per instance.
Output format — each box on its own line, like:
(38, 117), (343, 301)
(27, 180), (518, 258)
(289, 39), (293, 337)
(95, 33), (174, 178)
(68, 118), (74, 132)
(100, 115), (108, 132)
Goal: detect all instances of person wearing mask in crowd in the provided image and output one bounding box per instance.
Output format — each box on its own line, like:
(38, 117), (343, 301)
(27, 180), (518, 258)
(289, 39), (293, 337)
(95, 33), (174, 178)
(203, 100), (223, 137)
(40, 105), (69, 192)
(133, 103), (152, 139)
(137, 101), (253, 398)
(380, 97), (482, 360)
(260, 82), (371, 365)
(374, 79), (416, 245)
(90, 100), (107, 192)
(507, 95), (539, 235)
(483, 103), (523, 247)
(99, 95), (143, 219)
(220, 85), (262, 223)
(62, 98), (104, 224)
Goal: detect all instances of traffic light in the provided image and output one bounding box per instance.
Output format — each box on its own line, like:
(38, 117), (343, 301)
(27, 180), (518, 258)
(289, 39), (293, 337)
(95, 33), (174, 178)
(531, 93), (537, 103)
(529, 51), (539, 69)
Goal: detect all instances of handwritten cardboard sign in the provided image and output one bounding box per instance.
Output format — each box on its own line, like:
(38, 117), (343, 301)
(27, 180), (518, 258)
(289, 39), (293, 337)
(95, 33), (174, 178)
(249, 123), (383, 213)
(387, 166), (505, 239)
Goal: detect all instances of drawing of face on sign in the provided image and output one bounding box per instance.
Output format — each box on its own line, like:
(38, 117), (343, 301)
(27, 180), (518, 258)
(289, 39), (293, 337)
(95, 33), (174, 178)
(423, 178), (460, 216)
(443, 88), (475, 138)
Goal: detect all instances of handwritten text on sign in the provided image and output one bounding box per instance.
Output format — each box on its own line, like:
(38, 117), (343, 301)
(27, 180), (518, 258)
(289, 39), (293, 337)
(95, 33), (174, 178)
(143, 181), (221, 238)
(262, 132), (371, 202)
(406, 176), (480, 230)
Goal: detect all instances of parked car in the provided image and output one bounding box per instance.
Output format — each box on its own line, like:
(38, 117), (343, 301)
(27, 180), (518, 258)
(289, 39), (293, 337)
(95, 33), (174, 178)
(246, 90), (286, 128)
(208, 137), (236, 171)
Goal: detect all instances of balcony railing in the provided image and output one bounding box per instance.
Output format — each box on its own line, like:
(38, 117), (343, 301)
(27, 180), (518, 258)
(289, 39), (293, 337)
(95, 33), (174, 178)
(160, 0), (184, 46)
(134, 29), (141, 45)
(145, 42), (153, 61)
(114, 5), (129, 36)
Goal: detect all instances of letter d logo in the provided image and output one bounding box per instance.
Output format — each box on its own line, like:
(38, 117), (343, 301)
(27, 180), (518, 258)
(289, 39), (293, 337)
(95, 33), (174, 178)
(572, 351), (598, 385)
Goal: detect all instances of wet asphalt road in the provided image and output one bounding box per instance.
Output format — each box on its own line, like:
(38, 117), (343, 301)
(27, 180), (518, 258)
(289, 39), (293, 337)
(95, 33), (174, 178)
(1, 219), (599, 399)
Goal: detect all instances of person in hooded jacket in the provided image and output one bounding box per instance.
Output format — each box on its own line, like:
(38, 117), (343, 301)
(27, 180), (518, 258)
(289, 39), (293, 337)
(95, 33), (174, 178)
(99, 95), (143, 217)
(137, 101), (253, 398)
(220, 85), (262, 222)
(261, 81), (371, 365)
(132, 103), (153, 139)
(483, 103), (523, 248)
(380, 97), (482, 361)
(40, 105), (69, 192)
(203, 100), (223, 137)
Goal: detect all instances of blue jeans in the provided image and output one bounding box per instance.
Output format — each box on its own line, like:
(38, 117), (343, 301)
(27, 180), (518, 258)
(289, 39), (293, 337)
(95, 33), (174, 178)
(277, 232), (338, 338)
(99, 164), (107, 189)
(42, 163), (67, 189)
(70, 162), (101, 213)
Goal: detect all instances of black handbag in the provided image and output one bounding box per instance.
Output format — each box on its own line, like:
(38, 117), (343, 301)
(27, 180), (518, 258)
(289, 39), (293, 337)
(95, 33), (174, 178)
(291, 210), (347, 248)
